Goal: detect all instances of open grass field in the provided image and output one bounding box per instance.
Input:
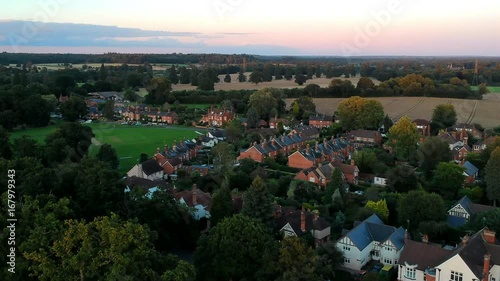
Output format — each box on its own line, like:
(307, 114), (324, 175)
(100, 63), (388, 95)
(286, 97), (500, 129)
(470, 85), (500, 93)
(10, 123), (199, 174)
(172, 74), (380, 92)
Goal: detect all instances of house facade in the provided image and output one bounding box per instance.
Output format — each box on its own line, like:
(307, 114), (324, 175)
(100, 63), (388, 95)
(447, 196), (496, 228)
(348, 130), (383, 146)
(277, 207), (331, 247)
(309, 114), (334, 128)
(336, 214), (406, 270)
(126, 159), (164, 181)
(200, 107), (235, 126)
(174, 184), (212, 221)
(398, 228), (500, 281)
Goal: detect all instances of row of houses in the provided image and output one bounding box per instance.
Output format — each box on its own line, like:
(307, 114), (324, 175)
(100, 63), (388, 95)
(336, 214), (499, 281)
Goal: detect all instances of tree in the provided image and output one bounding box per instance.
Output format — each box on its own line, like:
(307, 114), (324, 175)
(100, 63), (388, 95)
(397, 190), (446, 230)
(477, 83), (490, 95)
(161, 260), (196, 281)
(0, 126), (12, 159)
(386, 164), (419, 193)
(102, 100), (115, 120)
(96, 143), (119, 170)
(211, 142), (234, 172)
(0, 110), (17, 131)
(387, 115), (420, 160)
(248, 88), (283, 120)
(139, 153), (149, 163)
(486, 147), (500, 206)
(249, 71), (264, 85)
(383, 115), (393, 132)
(263, 64), (273, 82)
(304, 84), (320, 97)
(323, 168), (344, 204)
(145, 77), (172, 105)
(294, 73), (307, 85)
(124, 88), (139, 102)
(465, 208), (500, 235)
(365, 200), (389, 221)
(315, 64), (322, 78)
(73, 157), (125, 219)
(417, 136), (453, 178)
(237, 69), (247, 82)
(168, 65), (179, 84)
(337, 96), (384, 130)
(194, 214), (278, 281)
(223, 73), (231, 83)
(245, 106), (260, 128)
(284, 66), (293, 80)
(99, 62), (107, 80)
(242, 176), (274, 225)
(274, 64), (283, 80)
(431, 104), (457, 130)
(25, 214), (161, 281)
(277, 236), (320, 281)
(431, 162), (465, 200)
(357, 77), (375, 91)
(293, 95), (316, 119)
(14, 135), (39, 158)
(210, 178), (234, 227)
(60, 96), (87, 121)
(179, 66), (190, 84)
(20, 95), (51, 127)
(352, 150), (377, 173)
(197, 69), (218, 91)
(189, 66), (200, 86)
(45, 122), (94, 162)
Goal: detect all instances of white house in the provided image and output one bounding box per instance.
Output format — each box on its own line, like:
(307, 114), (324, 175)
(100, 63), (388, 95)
(173, 184), (212, 221)
(126, 159), (164, 181)
(336, 214), (406, 271)
(398, 228), (500, 281)
(374, 177), (387, 186)
(447, 196), (496, 228)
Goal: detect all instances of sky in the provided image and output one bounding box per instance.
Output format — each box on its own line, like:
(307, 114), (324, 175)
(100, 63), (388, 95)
(0, 0), (499, 56)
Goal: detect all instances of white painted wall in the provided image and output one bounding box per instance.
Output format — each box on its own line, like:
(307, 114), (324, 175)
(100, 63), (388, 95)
(397, 264), (425, 281)
(374, 177), (387, 186)
(438, 255), (479, 281)
(312, 227), (330, 240)
(490, 265), (500, 281)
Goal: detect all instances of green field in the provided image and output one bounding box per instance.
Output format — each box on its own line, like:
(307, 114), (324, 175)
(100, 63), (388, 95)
(470, 85), (500, 93)
(10, 123), (199, 174)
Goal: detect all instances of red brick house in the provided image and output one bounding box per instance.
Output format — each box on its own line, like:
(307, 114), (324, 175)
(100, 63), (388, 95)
(288, 149), (316, 169)
(160, 111), (178, 124)
(348, 130), (383, 146)
(237, 143), (268, 163)
(237, 133), (306, 163)
(269, 117), (287, 129)
(200, 107), (235, 126)
(332, 159), (359, 185)
(413, 119), (431, 139)
(294, 163), (345, 187)
(309, 114), (333, 128)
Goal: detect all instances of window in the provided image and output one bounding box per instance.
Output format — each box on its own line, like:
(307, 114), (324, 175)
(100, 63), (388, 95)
(383, 258), (392, 264)
(405, 268), (416, 280)
(450, 271), (463, 281)
(343, 246), (351, 251)
(344, 257), (350, 264)
(385, 246), (392, 251)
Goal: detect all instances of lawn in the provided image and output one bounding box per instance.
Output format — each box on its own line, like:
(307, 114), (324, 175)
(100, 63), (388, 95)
(470, 85), (500, 93)
(10, 123), (199, 174)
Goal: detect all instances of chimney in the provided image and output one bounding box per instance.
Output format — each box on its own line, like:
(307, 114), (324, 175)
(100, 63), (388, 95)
(261, 140), (266, 148)
(483, 253), (491, 281)
(313, 210), (319, 221)
(192, 184), (197, 205)
(306, 144), (310, 154)
(483, 228), (496, 244)
(300, 206), (306, 232)
(405, 230), (409, 243)
(462, 234), (470, 245)
(422, 234), (429, 244)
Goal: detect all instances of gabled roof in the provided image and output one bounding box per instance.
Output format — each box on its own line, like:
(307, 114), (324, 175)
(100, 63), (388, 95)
(309, 115), (333, 121)
(449, 196), (495, 217)
(349, 129), (381, 140)
(174, 187), (212, 211)
(462, 161), (479, 176)
(438, 133), (459, 144)
(125, 176), (168, 190)
(141, 159), (164, 175)
(399, 240), (452, 271)
(413, 119), (430, 126)
(341, 214), (405, 251)
(332, 161), (358, 175)
(277, 209), (330, 236)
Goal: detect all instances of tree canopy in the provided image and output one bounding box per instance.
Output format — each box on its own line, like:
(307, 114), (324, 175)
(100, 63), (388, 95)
(486, 147), (500, 206)
(337, 96), (384, 130)
(387, 116), (420, 160)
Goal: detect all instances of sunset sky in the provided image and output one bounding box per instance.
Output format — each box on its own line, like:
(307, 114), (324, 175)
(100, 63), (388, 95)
(1, 0), (499, 55)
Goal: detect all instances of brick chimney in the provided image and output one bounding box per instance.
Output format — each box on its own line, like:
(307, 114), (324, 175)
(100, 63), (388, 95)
(300, 206), (306, 232)
(422, 234), (429, 244)
(483, 228), (496, 244)
(192, 184), (197, 205)
(483, 253), (491, 281)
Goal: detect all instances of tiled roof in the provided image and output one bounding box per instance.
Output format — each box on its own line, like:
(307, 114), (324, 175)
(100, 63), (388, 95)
(174, 187), (212, 211)
(141, 159), (164, 175)
(309, 115), (333, 121)
(462, 161), (479, 176)
(341, 214), (405, 251)
(399, 240), (452, 271)
(277, 209), (330, 236)
(349, 129), (381, 139)
(413, 119), (430, 126)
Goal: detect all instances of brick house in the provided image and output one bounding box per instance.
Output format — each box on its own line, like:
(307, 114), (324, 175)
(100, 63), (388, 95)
(277, 206), (331, 247)
(309, 114), (334, 128)
(294, 163), (345, 187)
(348, 130), (383, 146)
(200, 107), (235, 126)
(269, 117), (287, 129)
(237, 133), (305, 163)
(332, 159), (359, 185)
(450, 123), (483, 140)
(288, 149), (317, 169)
(413, 119), (431, 138)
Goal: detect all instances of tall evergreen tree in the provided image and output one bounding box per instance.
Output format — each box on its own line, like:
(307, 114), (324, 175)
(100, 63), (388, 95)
(241, 176), (273, 225)
(168, 65), (179, 84)
(210, 178), (234, 227)
(486, 147), (500, 206)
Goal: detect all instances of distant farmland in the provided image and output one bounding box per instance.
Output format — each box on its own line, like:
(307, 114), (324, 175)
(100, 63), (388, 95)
(286, 97), (500, 128)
